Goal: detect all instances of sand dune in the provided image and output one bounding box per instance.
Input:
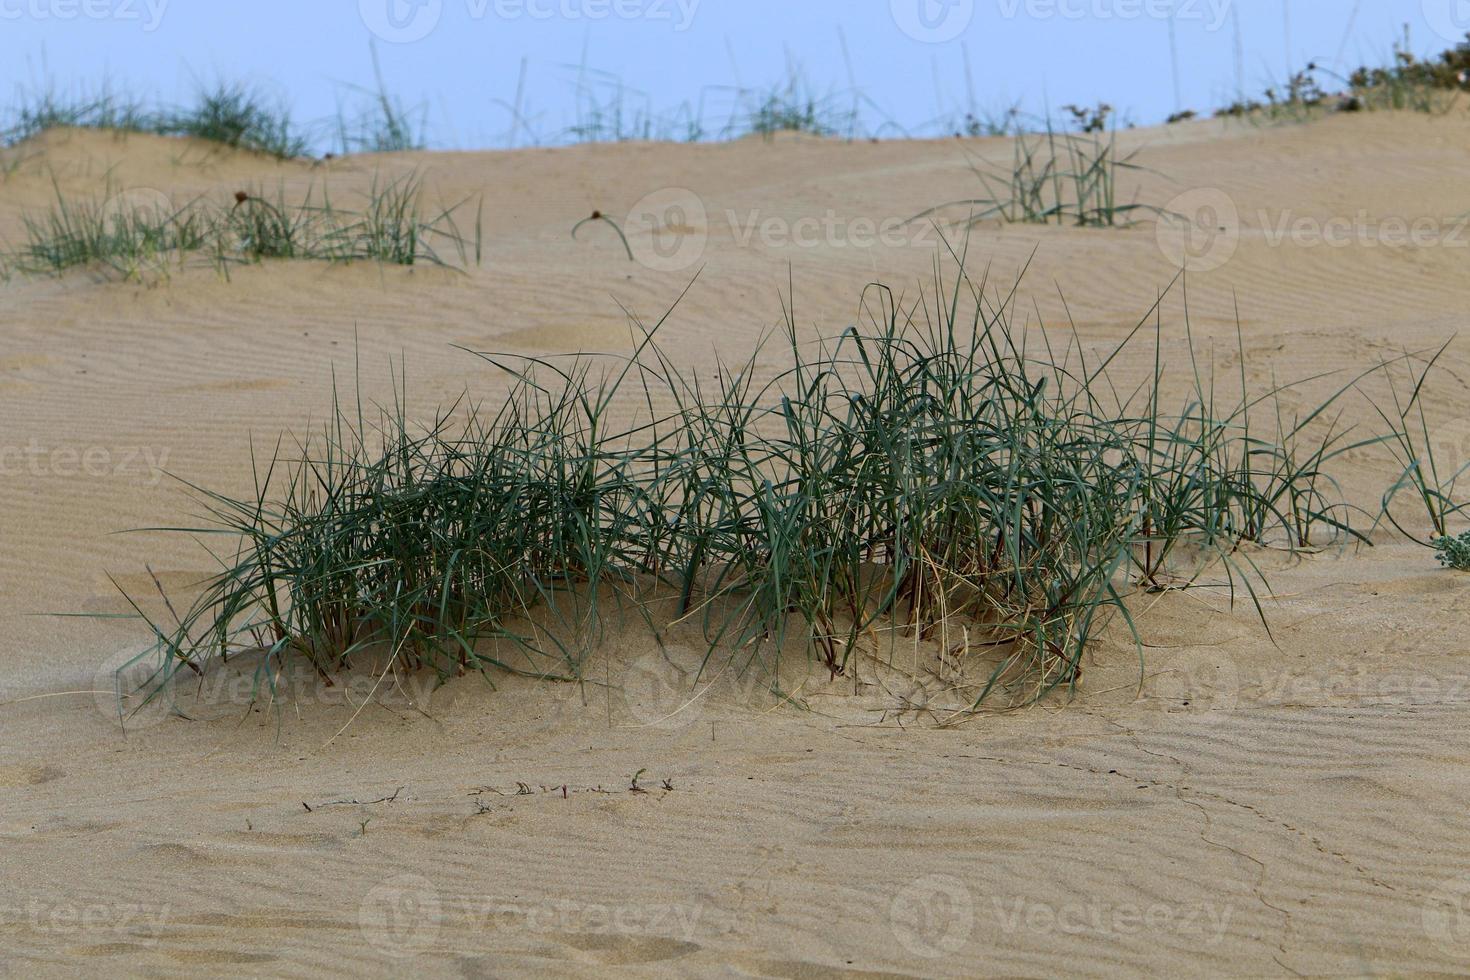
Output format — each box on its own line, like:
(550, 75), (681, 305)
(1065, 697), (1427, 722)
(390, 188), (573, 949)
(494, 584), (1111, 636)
(3, 114), (1470, 976)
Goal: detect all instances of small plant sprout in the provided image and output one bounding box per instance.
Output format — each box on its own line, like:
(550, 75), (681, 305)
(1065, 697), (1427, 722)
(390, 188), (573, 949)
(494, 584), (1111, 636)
(1435, 532), (1470, 571)
(571, 210), (633, 261)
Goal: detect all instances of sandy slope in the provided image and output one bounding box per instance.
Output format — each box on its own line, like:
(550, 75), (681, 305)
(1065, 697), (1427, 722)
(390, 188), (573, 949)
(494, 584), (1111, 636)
(3, 114), (1470, 976)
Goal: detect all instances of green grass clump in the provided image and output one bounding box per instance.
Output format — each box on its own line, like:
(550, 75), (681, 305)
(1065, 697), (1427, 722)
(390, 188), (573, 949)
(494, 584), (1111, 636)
(107, 253), (1461, 721)
(1435, 532), (1470, 570)
(5, 179), (209, 279)
(339, 172), (482, 267)
(334, 47), (427, 155)
(2, 83), (154, 145)
(3, 174), (482, 280)
(742, 83), (847, 138)
(565, 66), (681, 143)
(1369, 341), (1470, 540)
(158, 82), (308, 159)
(3, 79), (308, 157)
(912, 121), (1160, 228)
(736, 73), (858, 140)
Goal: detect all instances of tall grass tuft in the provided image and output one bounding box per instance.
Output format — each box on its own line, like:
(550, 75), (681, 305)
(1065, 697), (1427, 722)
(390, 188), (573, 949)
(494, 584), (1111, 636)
(2, 82), (154, 145)
(737, 73), (858, 140)
(1369, 341), (1470, 540)
(159, 81), (308, 158)
(4, 174), (482, 279)
(334, 46), (427, 154)
(108, 254), (1461, 721)
(7, 178), (209, 280)
(912, 121), (1161, 228)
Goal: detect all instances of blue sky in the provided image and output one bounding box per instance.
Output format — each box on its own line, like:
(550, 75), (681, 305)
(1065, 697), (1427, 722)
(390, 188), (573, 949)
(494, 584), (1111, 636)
(2, 1), (1466, 148)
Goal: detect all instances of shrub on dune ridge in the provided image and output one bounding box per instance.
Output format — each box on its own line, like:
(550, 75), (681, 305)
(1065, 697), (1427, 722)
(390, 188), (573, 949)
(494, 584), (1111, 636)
(109, 252), (1462, 722)
(158, 81), (308, 159)
(2, 79), (308, 157)
(1218, 31), (1470, 122)
(2, 83), (154, 145)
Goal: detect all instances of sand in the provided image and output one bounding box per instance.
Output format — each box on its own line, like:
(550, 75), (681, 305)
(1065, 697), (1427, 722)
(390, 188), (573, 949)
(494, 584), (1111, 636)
(2, 114), (1470, 976)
